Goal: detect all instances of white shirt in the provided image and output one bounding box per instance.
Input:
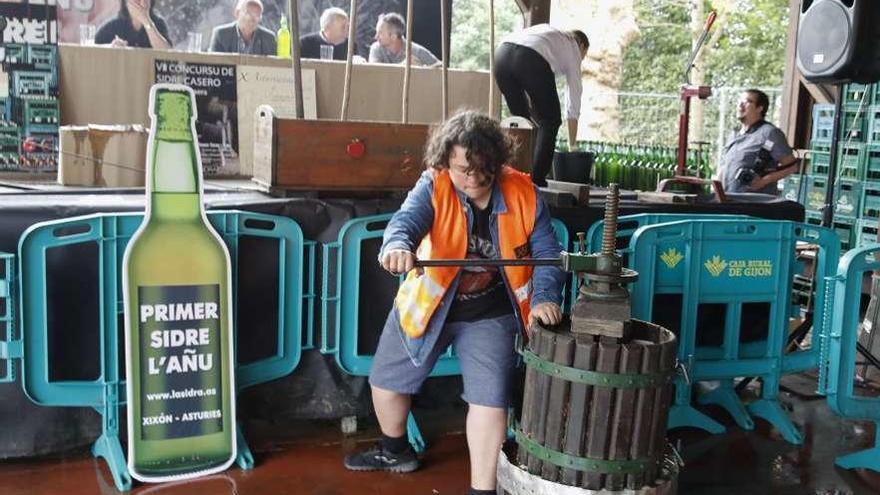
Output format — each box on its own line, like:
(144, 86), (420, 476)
(502, 24), (583, 120)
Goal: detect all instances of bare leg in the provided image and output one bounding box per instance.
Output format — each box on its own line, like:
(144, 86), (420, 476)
(466, 404), (507, 490)
(372, 385), (410, 438)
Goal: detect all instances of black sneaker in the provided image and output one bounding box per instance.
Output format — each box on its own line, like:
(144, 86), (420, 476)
(343, 444), (419, 473)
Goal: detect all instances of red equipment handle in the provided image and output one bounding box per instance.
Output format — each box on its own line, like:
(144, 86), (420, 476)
(704, 11), (717, 32)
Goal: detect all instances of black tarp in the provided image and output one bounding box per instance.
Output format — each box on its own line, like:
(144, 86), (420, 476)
(0, 186), (803, 458)
(0, 187), (406, 458)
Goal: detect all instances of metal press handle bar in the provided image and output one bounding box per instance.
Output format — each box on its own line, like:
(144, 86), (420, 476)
(414, 258), (562, 268)
(684, 10), (717, 84)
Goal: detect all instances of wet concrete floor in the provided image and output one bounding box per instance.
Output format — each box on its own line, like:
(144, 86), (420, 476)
(1, 376), (879, 495)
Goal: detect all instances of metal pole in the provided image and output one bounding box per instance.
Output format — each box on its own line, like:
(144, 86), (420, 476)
(287, 0), (304, 119)
(716, 88), (727, 167)
(402, 0), (414, 123)
(441, 0), (448, 120)
(341, 0), (359, 121)
(821, 84), (844, 228)
(489, 0), (496, 117)
(676, 91), (691, 175)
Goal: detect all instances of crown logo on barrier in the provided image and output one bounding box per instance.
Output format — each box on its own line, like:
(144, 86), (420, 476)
(704, 255), (727, 277)
(660, 247), (684, 269)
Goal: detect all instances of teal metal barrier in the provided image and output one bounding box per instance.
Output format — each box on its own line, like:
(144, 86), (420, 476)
(585, 213), (753, 254)
(16, 211), (314, 491)
(319, 214), (455, 376)
(629, 219), (839, 445)
(820, 244), (880, 472)
(0, 252), (18, 384)
(320, 213), (569, 451)
(580, 213), (752, 314)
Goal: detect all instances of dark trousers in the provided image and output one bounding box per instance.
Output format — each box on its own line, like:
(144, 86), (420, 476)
(494, 42), (562, 187)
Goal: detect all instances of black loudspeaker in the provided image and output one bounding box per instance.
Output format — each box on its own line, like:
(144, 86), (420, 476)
(797, 0), (880, 84)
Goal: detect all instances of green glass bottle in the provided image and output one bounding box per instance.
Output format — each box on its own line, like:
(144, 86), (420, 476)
(623, 145), (635, 190)
(592, 142), (604, 186)
(617, 144), (627, 189)
(123, 85), (236, 482)
(647, 146), (661, 191)
(607, 144), (621, 186)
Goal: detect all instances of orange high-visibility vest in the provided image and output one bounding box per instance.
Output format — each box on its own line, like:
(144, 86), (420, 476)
(395, 166), (536, 338)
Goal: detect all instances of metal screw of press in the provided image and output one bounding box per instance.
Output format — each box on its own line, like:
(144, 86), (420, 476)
(602, 183), (620, 255)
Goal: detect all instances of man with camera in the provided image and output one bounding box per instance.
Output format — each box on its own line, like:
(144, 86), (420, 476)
(719, 89), (799, 194)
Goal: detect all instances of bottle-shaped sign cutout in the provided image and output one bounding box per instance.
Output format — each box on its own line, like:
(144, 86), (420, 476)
(123, 84), (236, 482)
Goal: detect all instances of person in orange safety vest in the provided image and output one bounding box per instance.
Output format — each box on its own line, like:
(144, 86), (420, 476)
(343, 110), (566, 495)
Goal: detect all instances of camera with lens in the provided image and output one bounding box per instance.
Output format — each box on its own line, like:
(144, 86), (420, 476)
(734, 167), (757, 186)
(735, 147), (774, 186)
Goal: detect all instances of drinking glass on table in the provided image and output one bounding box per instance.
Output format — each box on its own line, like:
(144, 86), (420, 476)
(79, 24), (96, 45)
(319, 45), (334, 60)
(187, 31), (203, 52)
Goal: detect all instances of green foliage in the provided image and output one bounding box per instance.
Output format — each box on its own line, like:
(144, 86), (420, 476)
(704, 0), (789, 88)
(622, 0), (691, 93)
(617, 0), (788, 146)
(622, 0), (789, 92)
(450, 0), (522, 70)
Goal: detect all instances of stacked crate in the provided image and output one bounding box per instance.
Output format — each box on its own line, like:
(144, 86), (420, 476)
(792, 82), (880, 252)
(2, 43), (59, 171)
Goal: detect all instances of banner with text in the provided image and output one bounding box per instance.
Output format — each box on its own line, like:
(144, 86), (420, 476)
(235, 65), (316, 176)
(154, 59), (238, 176)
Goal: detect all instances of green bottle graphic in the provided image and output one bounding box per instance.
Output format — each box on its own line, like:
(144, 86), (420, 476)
(123, 84), (236, 482)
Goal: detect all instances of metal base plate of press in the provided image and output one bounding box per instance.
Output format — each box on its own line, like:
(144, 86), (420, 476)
(496, 449), (679, 495)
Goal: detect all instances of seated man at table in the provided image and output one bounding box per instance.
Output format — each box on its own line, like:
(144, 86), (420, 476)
(369, 12), (440, 66)
(209, 0), (276, 56)
(300, 7), (356, 60)
(95, 0), (171, 49)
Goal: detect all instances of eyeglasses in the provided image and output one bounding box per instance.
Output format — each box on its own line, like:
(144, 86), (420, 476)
(451, 166), (495, 184)
(451, 166), (477, 177)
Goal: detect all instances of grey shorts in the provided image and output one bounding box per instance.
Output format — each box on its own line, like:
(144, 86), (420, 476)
(369, 313), (519, 408)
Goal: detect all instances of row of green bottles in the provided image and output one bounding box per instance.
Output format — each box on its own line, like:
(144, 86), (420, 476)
(558, 140), (711, 191)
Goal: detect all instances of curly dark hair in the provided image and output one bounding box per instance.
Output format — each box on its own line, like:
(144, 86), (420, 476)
(423, 110), (514, 184)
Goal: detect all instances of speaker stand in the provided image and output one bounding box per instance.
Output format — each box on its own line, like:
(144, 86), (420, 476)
(820, 84), (845, 228)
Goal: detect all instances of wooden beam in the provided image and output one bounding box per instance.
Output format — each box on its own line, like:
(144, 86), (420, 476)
(800, 77), (836, 104)
(287, 0), (304, 119)
(779, 0), (800, 141)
